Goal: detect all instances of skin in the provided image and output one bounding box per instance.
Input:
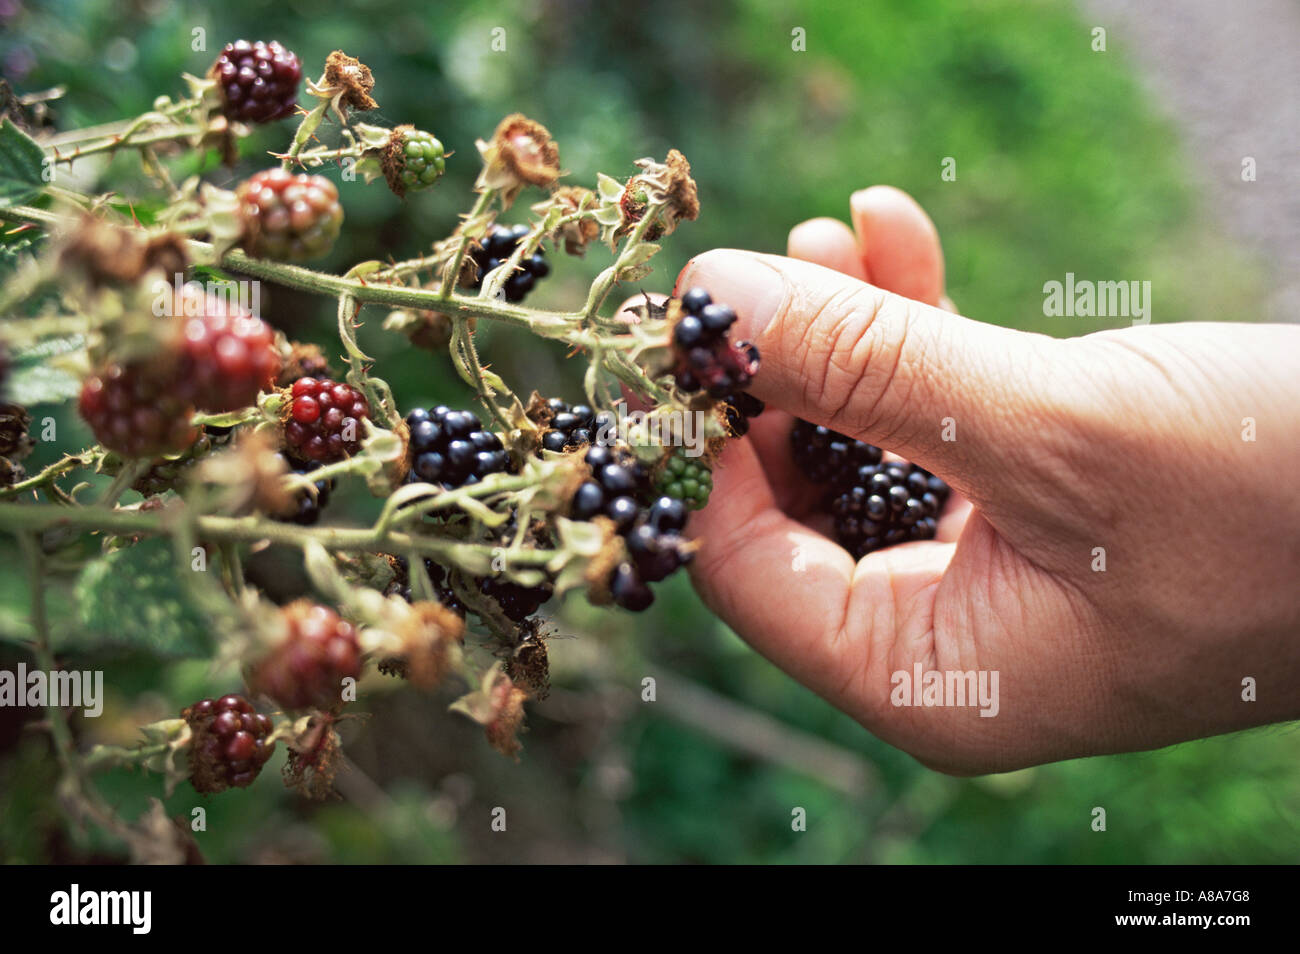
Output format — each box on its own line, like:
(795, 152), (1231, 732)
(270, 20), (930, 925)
(652, 185), (1300, 775)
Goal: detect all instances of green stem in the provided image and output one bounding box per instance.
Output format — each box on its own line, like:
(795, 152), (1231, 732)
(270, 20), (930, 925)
(282, 98), (332, 170)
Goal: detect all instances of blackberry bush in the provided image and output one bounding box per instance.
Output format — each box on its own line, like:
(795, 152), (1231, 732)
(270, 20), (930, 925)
(0, 48), (759, 830)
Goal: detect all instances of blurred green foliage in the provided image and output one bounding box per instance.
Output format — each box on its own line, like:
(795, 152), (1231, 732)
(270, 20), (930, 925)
(0, 0), (1292, 864)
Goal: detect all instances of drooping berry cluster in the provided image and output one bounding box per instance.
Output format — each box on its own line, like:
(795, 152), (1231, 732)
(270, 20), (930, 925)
(247, 601), (362, 711)
(469, 224), (550, 303)
(210, 40), (302, 124)
(791, 419), (950, 558)
(393, 129), (446, 193)
(670, 288), (760, 397)
(790, 419), (884, 488)
(182, 694), (276, 794)
(273, 452), (334, 525)
(654, 449), (713, 510)
(721, 392), (765, 437)
(175, 295), (280, 413)
(285, 377), (370, 463)
(538, 398), (614, 453)
(237, 168), (343, 262)
(406, 406), (511, 488)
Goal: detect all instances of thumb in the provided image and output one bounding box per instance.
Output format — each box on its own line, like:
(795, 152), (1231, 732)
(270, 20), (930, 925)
(675, 249), (1050, 484)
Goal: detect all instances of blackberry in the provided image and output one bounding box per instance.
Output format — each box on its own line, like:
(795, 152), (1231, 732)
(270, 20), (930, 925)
(537, 397), (616, 453)
(609, 562), (654, 612)
(654, 450), (712, 509)
(828, 461), (950, 560)
(670, 288), (760, 398)
(273, 453), (334, 525)
(237, 168), (343, 262)
(388, 557), (468, 617)
(284, 377), (370, 463)
(790, 418), (883, 488)
(479, 576), (553, 623)
(468, 224), (550, 303)
(722, 392), (765, 437)
(79, 361), (198, 458)
(182, 694), (275, 794)
(175, 291), (280, 413)
(247, 601), (362, 711)
(210, 40), (302, 124)
(393, 129), (446, 193)
(405, 405), (511, 488)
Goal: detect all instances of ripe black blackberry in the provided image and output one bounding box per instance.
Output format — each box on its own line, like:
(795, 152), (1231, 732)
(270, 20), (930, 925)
(790, 418), (883, 488)
(273, 453), (334, 525)
(406, 405), (511, 488)
(285, 377), (370, 463)
(828, 461), (950, 559)
(388, 557), (469, 617)
(182, 694), (275, 794)
(537, 397), (616, 453)
(210, 40), (302, 124)
(671, 287), (760, 398)
(721, 392), (765, 437)
(469, 224), (550, 302)
(479, 576), (554, 623)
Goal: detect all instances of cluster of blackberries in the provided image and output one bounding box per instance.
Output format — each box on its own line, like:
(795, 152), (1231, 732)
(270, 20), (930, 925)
(469, 224), (550, 303)
(406, 405), (511, 488)
(210, 40), (302, 124)
(182, 694), (276, 794)
(236, 168), (343, 262)
(285, 377), (371, 463)
(539, 398), (615, 453)
(671, 288), (760, 397)
(567, 443), (692, 611)
(791, 419), (950, 559)
(790, 419), (884, 487)
(274, 452), (334, 525)
(388, 557), (466, 617)
(246, 601), (362, 711)
(389, 555), (552, 625)
(721, 392), (765, 437)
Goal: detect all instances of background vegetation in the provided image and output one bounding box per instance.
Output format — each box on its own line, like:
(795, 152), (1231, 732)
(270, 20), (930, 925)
(0, 0), (1292, 863)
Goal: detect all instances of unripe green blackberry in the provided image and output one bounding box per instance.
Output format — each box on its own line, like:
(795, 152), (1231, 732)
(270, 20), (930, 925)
(655, 450), (712, 509)
(395, 129), (446, 193)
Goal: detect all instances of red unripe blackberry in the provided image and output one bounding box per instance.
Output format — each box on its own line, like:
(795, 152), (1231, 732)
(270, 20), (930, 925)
(247, 601), (362, 711)
(78, 361), (198, 458)
(283, 376), (370, 463)
(175, 291), (280, 412)
(211, 40), (302, 124)
(182, 693), (275, 794)
(237, 168), (343, 262)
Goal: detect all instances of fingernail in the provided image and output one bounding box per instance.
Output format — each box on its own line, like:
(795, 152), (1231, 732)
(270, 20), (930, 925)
(676, 250), (786, 340)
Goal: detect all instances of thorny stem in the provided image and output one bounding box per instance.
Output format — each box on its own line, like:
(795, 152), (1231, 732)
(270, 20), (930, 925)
(46, 124), (205, 165)
(281, 97), (332, 170)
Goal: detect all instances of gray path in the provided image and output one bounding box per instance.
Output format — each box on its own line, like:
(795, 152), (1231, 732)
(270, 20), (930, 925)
(1081, 0), (1300, 322)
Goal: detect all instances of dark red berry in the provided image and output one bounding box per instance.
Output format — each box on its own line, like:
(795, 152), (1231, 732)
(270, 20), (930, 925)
(211, 40), (302, 124)
(237, 168), (343, 262)
(174, 290), (279, 413)
(670, 288), (760, 399)
(247, 600), (362, 711)
(79, 361), (198, 458)
(182, 693), (275, 794)
(283, 377), (369, 463)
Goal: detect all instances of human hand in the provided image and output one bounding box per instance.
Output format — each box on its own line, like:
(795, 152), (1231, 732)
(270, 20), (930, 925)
(675, 186), (1300, 774)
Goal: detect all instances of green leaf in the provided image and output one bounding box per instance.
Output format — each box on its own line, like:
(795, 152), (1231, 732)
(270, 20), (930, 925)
(72, 538), (214, 659)
(7, 335), (84, 405)
(0, 119), (46, 208)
